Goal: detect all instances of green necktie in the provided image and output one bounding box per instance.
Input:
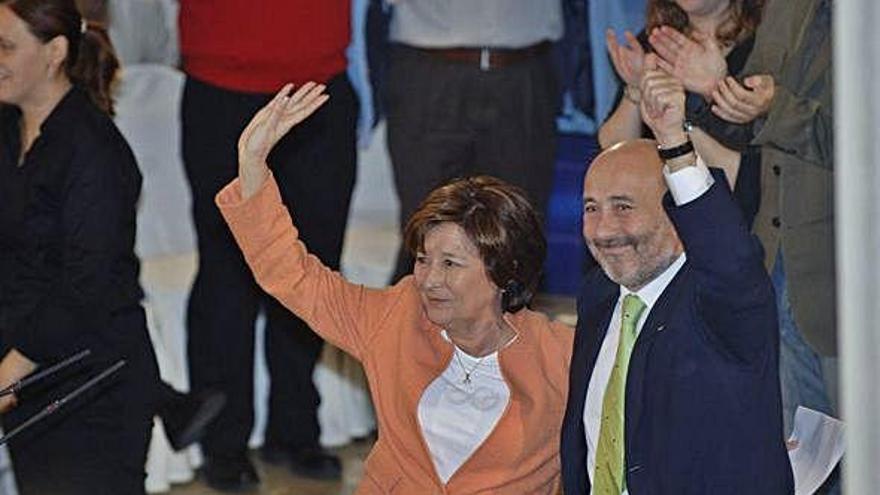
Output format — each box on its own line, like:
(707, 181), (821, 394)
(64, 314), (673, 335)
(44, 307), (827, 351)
(593, 294), (647, 494)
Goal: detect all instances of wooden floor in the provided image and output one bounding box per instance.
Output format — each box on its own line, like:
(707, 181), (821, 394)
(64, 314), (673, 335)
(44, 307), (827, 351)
(169, 441), (371, 495)
(167, 294), (575, 494)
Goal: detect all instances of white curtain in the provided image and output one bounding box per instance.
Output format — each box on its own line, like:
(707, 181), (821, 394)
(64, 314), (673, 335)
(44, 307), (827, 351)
(834, 0), (880, 492)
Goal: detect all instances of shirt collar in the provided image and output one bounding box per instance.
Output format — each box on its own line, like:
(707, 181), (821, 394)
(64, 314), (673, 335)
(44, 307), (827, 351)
(619, 252), (687, 312)
(39, 87), (84, 137)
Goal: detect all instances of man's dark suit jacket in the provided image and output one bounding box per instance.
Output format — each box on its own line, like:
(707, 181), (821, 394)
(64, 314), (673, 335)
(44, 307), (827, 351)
(561, 173), (794, 494)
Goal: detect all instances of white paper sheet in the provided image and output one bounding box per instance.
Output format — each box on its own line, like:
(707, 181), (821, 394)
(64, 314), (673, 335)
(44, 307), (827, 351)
(787, 406), (845, 495)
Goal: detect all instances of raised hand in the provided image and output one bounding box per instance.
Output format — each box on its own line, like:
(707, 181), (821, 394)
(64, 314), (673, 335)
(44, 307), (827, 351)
(711, 74), (776, 124)
(648, 26), (727, 98)
(640, 54), (687, 147)
(606, 29), (647, 89)
(238, 82), (329, 198)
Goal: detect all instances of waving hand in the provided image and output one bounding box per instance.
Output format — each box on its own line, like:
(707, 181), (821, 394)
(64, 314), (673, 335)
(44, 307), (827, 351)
(238, 82), (329, 198)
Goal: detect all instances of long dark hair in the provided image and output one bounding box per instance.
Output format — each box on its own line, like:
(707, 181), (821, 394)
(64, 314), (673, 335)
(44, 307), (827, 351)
(646, 0), (764, 47)
(4, 0), (119, 115)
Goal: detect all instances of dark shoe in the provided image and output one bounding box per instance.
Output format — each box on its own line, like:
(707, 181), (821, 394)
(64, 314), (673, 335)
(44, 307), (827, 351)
(258, 443), (290, 465)
(288, 447), (342, 481)
(201, 455), (260, 492)
(160, 389), (227, 451)
(352, 429), (378, 444)
(259, 443), (342, 480)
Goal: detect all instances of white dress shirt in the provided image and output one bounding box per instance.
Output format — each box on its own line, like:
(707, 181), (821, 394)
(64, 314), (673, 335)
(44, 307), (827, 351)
(583, 157), (714, 493)
(389, 0), (563, 49)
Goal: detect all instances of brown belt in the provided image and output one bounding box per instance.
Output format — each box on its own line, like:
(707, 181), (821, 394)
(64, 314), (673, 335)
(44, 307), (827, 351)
(412, 41), (552, 71)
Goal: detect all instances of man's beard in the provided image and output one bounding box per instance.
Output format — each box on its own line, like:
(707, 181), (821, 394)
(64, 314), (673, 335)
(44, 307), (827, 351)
(589, 233), (679, 291)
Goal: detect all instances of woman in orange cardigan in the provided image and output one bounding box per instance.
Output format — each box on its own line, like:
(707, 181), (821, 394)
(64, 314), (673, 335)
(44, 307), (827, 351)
(216, 83), (573, 493)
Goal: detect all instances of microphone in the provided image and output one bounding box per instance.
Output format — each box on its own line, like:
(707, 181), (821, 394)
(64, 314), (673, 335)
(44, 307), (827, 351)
(0, 359), (127, 446)
(0, 349), (92, 398)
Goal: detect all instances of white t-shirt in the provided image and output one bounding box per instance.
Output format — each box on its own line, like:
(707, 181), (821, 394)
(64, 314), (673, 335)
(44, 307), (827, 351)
(417, 333), (512, 483)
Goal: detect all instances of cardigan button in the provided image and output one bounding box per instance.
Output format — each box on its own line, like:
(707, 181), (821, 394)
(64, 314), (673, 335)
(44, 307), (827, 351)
(773, 165), (781, 176)
(772, 217), (781, 228)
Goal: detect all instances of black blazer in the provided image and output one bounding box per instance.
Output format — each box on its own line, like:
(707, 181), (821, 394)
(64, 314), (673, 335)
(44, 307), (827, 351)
(561, 172), (793, 494)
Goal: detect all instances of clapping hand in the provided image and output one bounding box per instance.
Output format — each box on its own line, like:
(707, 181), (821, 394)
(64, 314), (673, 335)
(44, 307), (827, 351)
(237, 82), (329, 199)
(711, 74), (776, 124)
(649, 26), (728, 98)
(606, 29), (647, 89)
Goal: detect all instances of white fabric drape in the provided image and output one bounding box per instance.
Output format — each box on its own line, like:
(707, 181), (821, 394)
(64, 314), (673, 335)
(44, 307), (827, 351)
(834, 0), (880, 492)
(116, 63), (202, 493)
(108, 0), (179, 66)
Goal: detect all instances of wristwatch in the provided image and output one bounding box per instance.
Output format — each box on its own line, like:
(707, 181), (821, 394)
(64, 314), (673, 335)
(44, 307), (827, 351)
(657, 139), (695, 161)
(682, 119), (694, 134)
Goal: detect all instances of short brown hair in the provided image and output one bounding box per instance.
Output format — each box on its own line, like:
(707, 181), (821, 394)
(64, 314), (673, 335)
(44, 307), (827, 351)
(646, 0), (764, 48)
(404, 176), (546, 312)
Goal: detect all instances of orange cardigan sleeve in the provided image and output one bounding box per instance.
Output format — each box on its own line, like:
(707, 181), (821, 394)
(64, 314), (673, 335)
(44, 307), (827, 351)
(215, 174), (392, 361)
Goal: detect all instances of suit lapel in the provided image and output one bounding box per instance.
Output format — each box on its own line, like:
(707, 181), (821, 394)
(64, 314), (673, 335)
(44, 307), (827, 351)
(574, 270), (619, 414)
(563, 271), (617, 494)
(571, 292), (617, 417)
(625, 262), (692, 453)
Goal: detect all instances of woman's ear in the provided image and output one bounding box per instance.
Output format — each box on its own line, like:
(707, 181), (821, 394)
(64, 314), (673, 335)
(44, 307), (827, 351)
(501, 279), (526, 313)
(44, 35), (69, 75)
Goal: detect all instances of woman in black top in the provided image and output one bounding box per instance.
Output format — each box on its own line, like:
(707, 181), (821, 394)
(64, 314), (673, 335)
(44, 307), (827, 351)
(600, 0), (764, 147)
(0, 0), (159, 493)
(599, 0), (764, 226)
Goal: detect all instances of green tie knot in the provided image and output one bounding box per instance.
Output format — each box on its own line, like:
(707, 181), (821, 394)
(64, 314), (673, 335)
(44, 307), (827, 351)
(622, 294), (647, 335)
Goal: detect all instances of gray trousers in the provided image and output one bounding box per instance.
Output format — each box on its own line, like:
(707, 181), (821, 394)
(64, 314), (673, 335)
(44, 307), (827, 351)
(386, 44), (560, 280)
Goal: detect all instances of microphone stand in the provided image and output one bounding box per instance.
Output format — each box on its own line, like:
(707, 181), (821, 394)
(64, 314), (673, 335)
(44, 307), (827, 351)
(0, 359), (127, 446)
(0, 349), (92, 398)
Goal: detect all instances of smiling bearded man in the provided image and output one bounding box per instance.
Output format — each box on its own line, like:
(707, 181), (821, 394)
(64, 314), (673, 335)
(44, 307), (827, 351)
(561, 139), (792, 495)
(581, 142), (683, 291)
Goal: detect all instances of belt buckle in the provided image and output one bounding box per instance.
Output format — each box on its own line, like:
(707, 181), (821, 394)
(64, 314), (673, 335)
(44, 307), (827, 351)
(480, 47), (490, 71)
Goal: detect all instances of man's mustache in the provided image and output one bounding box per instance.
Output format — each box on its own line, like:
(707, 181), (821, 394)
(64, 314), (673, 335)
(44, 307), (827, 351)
(590, 235), (638, 249)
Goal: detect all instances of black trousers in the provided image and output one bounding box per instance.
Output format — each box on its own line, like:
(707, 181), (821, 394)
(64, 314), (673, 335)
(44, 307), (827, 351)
(386, 44), (560, 281)
(181, 75), (357, 459)
(5, 307), (159, 495)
